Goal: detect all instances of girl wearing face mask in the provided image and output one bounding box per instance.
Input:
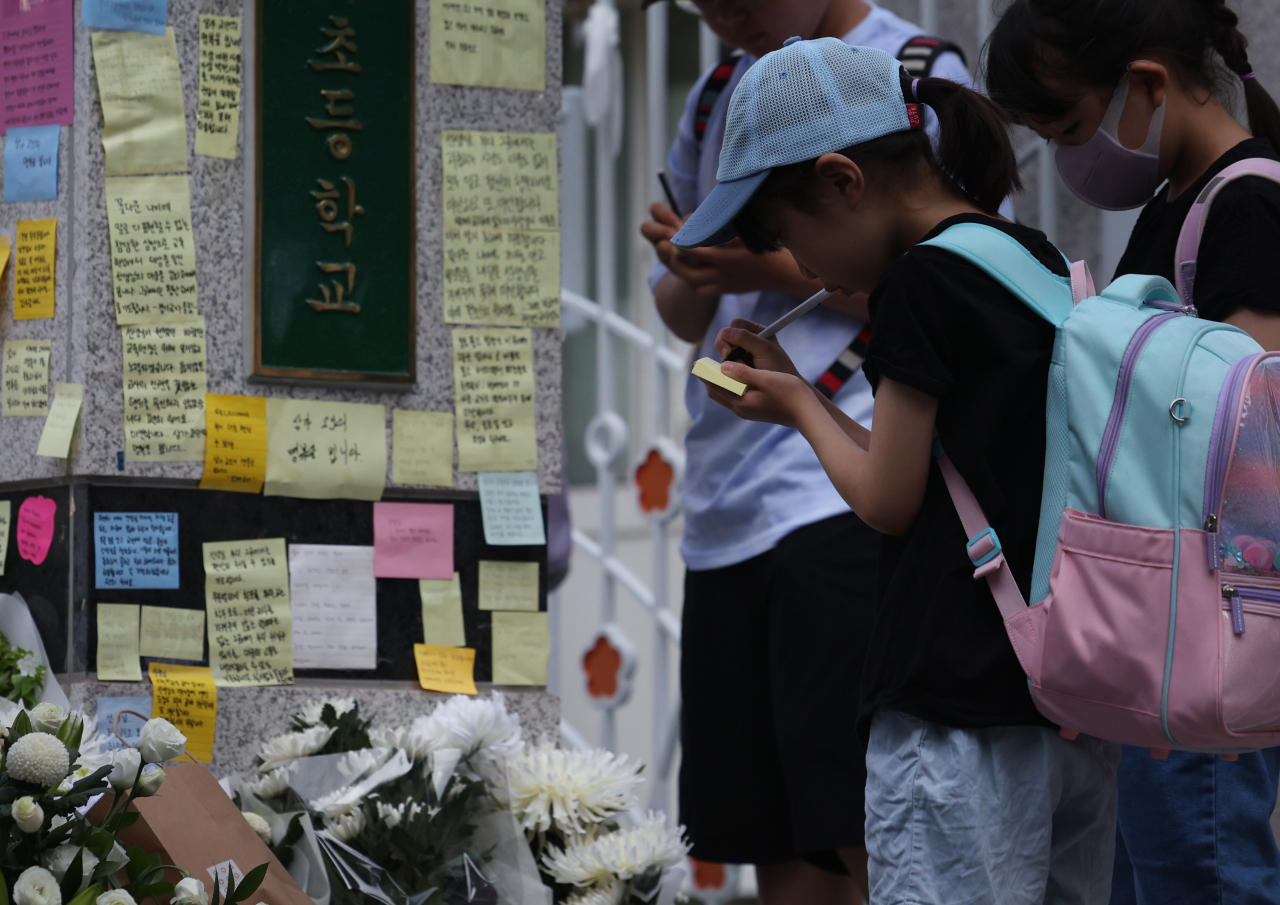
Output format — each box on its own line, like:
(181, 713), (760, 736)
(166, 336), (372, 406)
(987, 1), (1280, 903)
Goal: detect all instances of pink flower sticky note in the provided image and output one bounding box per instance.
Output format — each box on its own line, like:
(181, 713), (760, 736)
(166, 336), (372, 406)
(16, 495), (56, 565)
(373, 501), (453, 579)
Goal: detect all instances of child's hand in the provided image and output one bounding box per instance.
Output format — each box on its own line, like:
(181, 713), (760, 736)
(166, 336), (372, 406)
(701, 361), (817, 429)
(714, 320), (802, 379)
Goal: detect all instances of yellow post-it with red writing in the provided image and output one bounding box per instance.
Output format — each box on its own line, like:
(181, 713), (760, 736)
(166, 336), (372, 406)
(414, 643), (477, 695)
(692, 357), (747, 396)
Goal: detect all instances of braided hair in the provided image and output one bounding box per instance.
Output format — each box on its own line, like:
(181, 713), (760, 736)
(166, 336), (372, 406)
(985, 0), (1280, 151)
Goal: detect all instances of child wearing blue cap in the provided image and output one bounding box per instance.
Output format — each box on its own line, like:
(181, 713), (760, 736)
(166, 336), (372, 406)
(677, 38), (1122, 903)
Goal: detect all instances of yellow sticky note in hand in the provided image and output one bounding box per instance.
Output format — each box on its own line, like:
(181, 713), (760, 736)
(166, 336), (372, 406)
(414, 643), (477, 695)
(97, 603), (142, 682)
(692, 357), (747, 396)
(149, 662), (217, 764)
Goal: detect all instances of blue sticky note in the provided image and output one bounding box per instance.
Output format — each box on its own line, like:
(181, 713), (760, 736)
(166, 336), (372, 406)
(4, 126), (59, 203)
(81, 0), (166, 34)
(478, 471), (547, 546)
(95, 695), (152, 752)
(94, 512), (180, 589)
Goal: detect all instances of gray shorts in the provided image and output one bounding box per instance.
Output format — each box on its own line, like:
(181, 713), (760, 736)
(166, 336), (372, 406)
(865, 709), (1121, 905)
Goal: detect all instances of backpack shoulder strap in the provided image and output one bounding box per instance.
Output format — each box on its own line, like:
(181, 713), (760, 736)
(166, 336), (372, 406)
(694, 51), (745, 152)
(896, 35), (967, 77)
(919, 222), (1075, 326)
(1174, 157), (1280, 307)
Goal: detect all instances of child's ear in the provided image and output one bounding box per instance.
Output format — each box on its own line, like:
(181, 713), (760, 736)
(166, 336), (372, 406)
(1119, 61), (1169, 149)
(814, 153), (864, 209)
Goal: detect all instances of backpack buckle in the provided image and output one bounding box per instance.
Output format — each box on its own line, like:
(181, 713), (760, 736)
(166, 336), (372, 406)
(967, 528), (1004, 579)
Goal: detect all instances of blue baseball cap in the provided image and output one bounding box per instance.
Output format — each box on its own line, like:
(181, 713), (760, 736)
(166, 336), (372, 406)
(672, 37), (921, 249)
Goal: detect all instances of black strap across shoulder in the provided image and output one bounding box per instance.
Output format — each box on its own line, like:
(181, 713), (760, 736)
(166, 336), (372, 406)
(895, 35), (966, 78)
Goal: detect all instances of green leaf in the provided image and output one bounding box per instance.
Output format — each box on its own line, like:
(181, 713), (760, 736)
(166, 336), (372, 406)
(65, 883), (101, 905)
(59, 846), (86, 902)
(9, 711), (30, 739)
(227, 863), (269, 904)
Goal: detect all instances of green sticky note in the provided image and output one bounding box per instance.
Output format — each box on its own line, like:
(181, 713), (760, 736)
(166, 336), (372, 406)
(97, 603), (142, 682)
(420, 572), (467, 648)
(491, 611), (549, 685)
(478, 560), (539, 612)
(263, 399), (387, 501)
(139, 606), (205, 661)
(37, 383), (83, 458)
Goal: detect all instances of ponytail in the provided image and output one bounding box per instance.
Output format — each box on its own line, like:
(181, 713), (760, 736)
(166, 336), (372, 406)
(1200, 0), (1280, 152)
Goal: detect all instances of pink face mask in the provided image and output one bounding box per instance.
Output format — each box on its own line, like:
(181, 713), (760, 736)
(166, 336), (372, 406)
(1055, 74), (1166, 211)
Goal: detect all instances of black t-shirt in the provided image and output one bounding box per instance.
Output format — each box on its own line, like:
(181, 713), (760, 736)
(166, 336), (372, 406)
(859, 213), (1062, 740)
(1115, 137), (1280, 321)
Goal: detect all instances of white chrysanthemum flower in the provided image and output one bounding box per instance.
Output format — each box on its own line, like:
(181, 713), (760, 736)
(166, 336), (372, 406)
(369, 725), (433, 762)
(310, 785), (362, 820)
(243, 811), (273, 844)
(7, 732), (70, 787)
(336, 747), (388, 783)
(17, 655), (38, 678)
(564, 880), (624, 905)
(508, 746), (644, 837)
(324, 806), (365, 842)
(411, 693), (523, 765)
(257, 726), (335, 772)
(295, 698), (355, 728)
(542, 812), (690, 887)
(248, 766), (291, 800)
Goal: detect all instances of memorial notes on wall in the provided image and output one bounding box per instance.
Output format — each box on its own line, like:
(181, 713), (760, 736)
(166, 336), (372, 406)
(477, 471), (545, 545)
(14, 218), (55, 319)
(82, 0), (166, 35)
(429, 0), (545, 92)
(122, 318), (207, 462)
(2, 339), (48, 416)
(452, 328), (537, 472)
(442, 131), (559, 328)
(391, 409), (453, 487)
(195, 15), (241, 160)
(148, 663), (217, 764)
(203, 538), (293, 687)
(93, 511), (180, 590)
(4, 125), (59, 202)
(105, 175), (199, 324)
(91, 27), (186, 176)
(372, 501), (453, 579)
(97, 602), (142, 682)
(263, 399), (387, 501)
(139, 605), (205, 661)
(491, 611), (548, 685)
(288, 544), (377, 671)
(199, 394), (267, 493)
(478, 560), (538, 611)
(36, 382), (81, 457)
(0, 0), (74, 132)
(414, 643), (476, 695)
(420, 572), (466, 648)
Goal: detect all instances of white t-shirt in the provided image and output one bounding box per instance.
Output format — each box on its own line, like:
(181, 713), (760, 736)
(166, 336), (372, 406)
(654, 5), (972, 571)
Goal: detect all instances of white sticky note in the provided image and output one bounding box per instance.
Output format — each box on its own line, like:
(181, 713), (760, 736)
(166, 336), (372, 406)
(288, 544), (378, 671)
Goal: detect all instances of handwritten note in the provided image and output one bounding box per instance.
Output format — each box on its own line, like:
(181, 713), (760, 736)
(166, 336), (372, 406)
(1, 0), (73, 133)
(2, 338), (47, 415)
(263, 399), (387, 501)
(149, 663), (216, 764)
(94, 512), (179, 590)
(429, 0), (545, 91)
(203, 538), (293, 687)
(4, 124), (57, 201)
(0, 500), (9, 575)
(122, 318), (207, 462)
(97, 603), (141, 682)
(194, 15), (240, 160)
(373, 502), (453, 579)
(15, 495), (53, 564)
(442, 131), (559, 327)
(14, 217), (54, 318)
(139, 605), (204, 661)
(288, 544), (377, 671)
(478, 471), (545, 545)
(105, 174), (198, 324)
(414, 644), (477, 695)
(91, 28), (186, 176)
(478, 560), (539, 611)
(82, 0), (165, 34)
(453, 328), (537, 472)
(391, 409), (453, 487)
(420, 572), (466, 647)
(199, 394), (267, 493)
(491, 611), (549, 685)
(95, 696), (150, 752)
(36, 382), (81, 457)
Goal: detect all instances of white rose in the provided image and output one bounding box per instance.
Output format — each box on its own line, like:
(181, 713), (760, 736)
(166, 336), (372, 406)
(109, 747), (141, 792)
(96, 891), (137, 905)
(14, 866), (61, 905)
(12, 796), (43, 833)
(29, 703), (65, 735)
(170, 878), (207, 905)
(135, 766), (165, 797)
(41, 846), (97, 893)
(137, 719), (186, 764)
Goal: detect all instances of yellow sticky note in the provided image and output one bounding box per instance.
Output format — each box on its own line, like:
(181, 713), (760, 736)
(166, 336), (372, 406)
(195, 16), (242, 160)
(105, 175), (199, 324)
(14, 219), (56, 320)
(0, 501), (11, 576)
(430, 0), (545, 91)
(392, 410), (453, 487)
(139, 606), (205, 661)
(491, 611), (549, 685)
(420, 572), (467, 647)
(200, 394), (267, 493)
(414, 643), (477, 695)
(122, 318), (207, 462)
(37, 383), (82, 458)
(149, 663), (217, 764)
(203, 538), (293, 687)
(91, 28), (187, 177)
(692, 357), (747, 396)
(453, 328), (537, 472)
(3, 340), (49, 416)
(263, 399), (387, 501)
(443, 227), (560, 327)
(97, 603), (142, 682)
(478, 560), (539, 611)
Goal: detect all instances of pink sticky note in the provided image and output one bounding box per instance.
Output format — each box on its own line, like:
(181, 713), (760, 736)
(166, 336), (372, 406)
(0, 0), (75, 133)
(16, 495), (56, 565)
(373, 502), (454, 579)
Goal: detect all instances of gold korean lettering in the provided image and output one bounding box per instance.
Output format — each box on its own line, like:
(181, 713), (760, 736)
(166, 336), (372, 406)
(307, 16), (361, 72)
(307, 262), (359, 313)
